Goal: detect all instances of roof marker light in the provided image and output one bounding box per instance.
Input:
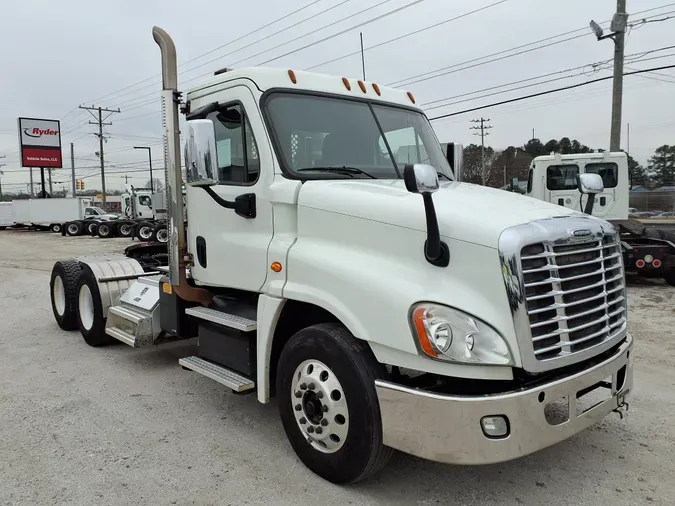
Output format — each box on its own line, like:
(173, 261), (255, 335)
(407, 91), (416, 104)
(372, 83), (381, 96)
(342, 77), (351, 91)
(358, 80), (367, 93)
(288, 69), (297, 84)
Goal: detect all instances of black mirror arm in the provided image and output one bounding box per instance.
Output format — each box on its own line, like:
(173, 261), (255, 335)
(422, 192), (450, 267)
(200, 186), (256, 219)
(583, 193), (596, 215)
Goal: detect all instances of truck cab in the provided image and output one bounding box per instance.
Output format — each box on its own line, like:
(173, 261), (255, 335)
(49, 27), (633, 485)
(524, 151), (629, 220)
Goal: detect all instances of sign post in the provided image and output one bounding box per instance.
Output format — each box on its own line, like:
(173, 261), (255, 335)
(17, 117), (63, 198)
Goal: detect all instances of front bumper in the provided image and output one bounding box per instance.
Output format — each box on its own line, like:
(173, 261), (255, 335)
(375, 334), (633, 465)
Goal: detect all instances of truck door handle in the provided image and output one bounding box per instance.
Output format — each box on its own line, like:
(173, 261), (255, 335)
(200, 187), (257, 219)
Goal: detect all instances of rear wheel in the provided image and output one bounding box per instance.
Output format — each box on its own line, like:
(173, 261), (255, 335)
(152, 225), (168, 243)
(50, 260), (81, 330)
(49, 223), (62, 233)
(86, 221), (99, 236)
(97, 222), (114, 238)
(135, 222), (154, 241)
(276, 323), (392, 484)
(65, 221), (83, 236)
(76, 266), (114, 346)
(117, 222), (134, 238)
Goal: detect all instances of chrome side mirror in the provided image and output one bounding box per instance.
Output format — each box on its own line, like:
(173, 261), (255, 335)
(184, 119), (218, 187)
(403, 163), (439, 194)
(577, 173), (604, 194)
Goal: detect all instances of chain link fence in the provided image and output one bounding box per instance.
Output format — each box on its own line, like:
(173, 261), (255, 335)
(629, 191), (675, 215)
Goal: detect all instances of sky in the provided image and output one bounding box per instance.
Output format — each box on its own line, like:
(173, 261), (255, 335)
(1, 0), (674, 194)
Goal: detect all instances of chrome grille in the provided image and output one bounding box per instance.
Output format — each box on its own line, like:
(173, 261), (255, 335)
(520, 234), (626, 361)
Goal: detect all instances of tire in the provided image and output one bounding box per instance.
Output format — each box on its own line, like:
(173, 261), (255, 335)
(664, 255), (675, 286)
(49, 223), (62, 233)
(97, 222), (114, 239)
(86, 221), (99, 236)
(65, 221), (83, 236)
(117, 222), (134, 238)
(75, 266), (114, 346)
(49, 260), (82, 330)
(135, 222), (154, 241)
(151, 225), (168, 244)
(276, 323), (393, 484)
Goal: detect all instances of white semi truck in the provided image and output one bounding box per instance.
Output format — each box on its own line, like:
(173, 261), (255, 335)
(48, 27), (633, 483)
(77, 185), (168, 242)
(516, 151), (675, 285)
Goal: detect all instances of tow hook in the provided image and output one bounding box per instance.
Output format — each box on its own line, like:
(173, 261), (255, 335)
(613, 397), (630, 419)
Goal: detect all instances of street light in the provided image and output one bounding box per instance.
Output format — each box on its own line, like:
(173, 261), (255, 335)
(133, 146), (154, 192)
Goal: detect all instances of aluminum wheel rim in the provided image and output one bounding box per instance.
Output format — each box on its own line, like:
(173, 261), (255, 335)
(99, 225), (109, 236)
(53, 224), (61, 232)
(156, 228), (168, 243)
(291, 359), (349, 454)
(139, 227), (152, 240)
(78, 284), (95, 330)
(88, 223), (96, 233)
(53, 276), (66, 316)
(120, 224), (132, 235)
(68, 224), (79, 235)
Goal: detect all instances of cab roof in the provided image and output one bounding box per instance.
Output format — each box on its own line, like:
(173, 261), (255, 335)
(534, 151), (627, 163)
(186, 67), (422, 110)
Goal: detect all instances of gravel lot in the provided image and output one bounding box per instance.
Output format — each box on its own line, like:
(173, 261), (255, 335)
(1, 230), (674, 506)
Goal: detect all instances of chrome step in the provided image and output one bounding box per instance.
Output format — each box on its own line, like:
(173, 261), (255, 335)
(178, 356), (255, 392)
(106, 326), (139, 347)
(185, 307), (257, 332)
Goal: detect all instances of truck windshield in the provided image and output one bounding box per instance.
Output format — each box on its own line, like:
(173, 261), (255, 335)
(264, 92), (453, 180)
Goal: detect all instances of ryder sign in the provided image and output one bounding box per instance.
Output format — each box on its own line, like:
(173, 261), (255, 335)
(18, 117), (63, 168)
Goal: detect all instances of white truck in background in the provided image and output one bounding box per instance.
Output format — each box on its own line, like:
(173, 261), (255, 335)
(515, 151), (675, 285)
(77, 185), (168, 242)
(1, 197), (116, 233)
(0, 202), (13, 229)
(48, 27), (633, 484)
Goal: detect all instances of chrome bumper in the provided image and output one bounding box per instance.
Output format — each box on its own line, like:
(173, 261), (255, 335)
(375, 334), (633, 465)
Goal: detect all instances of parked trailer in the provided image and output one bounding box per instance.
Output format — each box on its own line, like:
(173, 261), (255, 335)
(6, 197), (115, 234)
(0, 202), (14, 229)
(50, 27), (632, 484)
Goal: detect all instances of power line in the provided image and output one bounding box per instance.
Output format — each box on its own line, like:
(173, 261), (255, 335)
(303, 0), (509, 71)
(427, 63), (675, 121)
(388, 6), (675, 88)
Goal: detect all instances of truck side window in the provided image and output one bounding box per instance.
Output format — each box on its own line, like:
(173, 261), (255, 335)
(585, 162), (618, 188)
(546, 164), (579, 191)
(209, 104), (260, 185)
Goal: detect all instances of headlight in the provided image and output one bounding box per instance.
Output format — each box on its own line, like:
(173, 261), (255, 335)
(410, 303), (513, 365)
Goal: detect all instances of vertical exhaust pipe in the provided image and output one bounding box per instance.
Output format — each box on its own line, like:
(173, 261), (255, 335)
(152, 26), (212, 306)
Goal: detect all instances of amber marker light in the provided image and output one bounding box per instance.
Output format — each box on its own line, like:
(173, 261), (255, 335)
(271, 262), (283, 273)
(288, 69), (297, 84)
(412, 307), (437, 358)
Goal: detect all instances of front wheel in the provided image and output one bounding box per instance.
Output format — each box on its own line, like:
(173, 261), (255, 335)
(276, 323), (393, 484)
(49, 223), (62, 233)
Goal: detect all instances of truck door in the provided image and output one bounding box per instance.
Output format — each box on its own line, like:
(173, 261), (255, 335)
(583, 161), (618, 219)
(186, 84), (274, 292)
(135, 194), (153, 219)
(545, 163), (582, 212)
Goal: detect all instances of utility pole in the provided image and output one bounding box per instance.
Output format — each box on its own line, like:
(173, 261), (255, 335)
(70, 143), (76, 198)
(121, 175), (129, 184)
(359, 32), (366, 80)
(589, 0), (628, 151)
(29, 168), (34, 197)
(79, 104), (121, 203)
(48, 168), (53, 195)
(470, 118), (492, 185)
(0, 156), (5, 201)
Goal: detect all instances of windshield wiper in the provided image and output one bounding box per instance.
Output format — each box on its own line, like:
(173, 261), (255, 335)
(297, 166), (377, 179)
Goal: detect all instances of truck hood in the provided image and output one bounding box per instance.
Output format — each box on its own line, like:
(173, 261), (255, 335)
(298, 179), (584, 248)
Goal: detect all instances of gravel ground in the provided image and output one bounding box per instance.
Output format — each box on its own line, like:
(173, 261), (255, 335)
(0, 230), (674, 506)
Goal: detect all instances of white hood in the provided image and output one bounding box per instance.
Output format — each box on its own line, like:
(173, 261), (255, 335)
(298, 179), (584, 248)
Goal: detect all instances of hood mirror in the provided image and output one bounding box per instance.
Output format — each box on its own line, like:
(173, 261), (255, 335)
(576, 172), (604, 215)
(403, 164), (449, 268)
(184, 119), (219, 187)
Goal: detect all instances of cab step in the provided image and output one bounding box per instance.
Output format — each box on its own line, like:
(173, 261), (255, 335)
(179, 356), (255, 392)
(185, 306), (257, 332)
